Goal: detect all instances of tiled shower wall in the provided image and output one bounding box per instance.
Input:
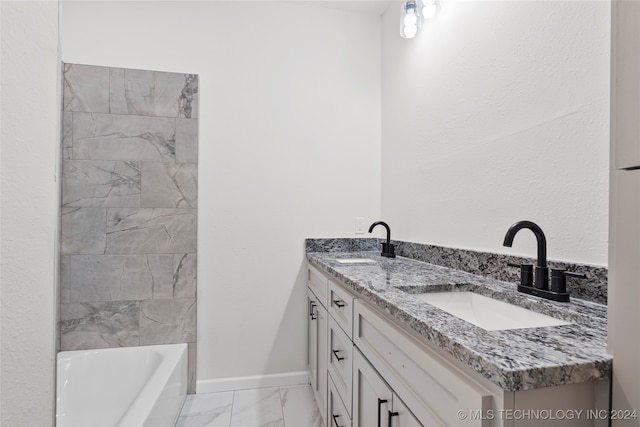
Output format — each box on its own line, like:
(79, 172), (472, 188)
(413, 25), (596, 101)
(59, 63), (198, 392)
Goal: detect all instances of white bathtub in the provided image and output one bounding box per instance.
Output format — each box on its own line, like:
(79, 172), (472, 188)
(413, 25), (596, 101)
(56, 343), (187, 427)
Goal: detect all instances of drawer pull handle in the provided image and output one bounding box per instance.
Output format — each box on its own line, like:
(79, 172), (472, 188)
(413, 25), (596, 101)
(309, 301), (317, 320)
(377, 399), (388, 427)
(333, 300), (345, 308)
(388, 411), (399, 427)
(332, 414), (343, 427)
(332, 349), (344, 361)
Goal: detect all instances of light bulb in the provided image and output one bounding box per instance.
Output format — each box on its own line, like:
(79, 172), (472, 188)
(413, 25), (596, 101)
(422, 1), (438, 19)
(403, 10), (417, 26)
(402, 24), (418, 38)
(399, 0), (423, 39)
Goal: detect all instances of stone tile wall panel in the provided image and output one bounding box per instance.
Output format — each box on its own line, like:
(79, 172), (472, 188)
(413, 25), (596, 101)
(59, 63), (198, 392)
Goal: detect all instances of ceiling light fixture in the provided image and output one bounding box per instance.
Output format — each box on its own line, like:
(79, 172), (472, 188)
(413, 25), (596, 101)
(400, 0), (422, 39)
(400, 0), (442, 39)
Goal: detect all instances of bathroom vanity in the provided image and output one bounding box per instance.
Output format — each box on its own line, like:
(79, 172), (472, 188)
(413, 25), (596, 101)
(306, 244), (611, 427)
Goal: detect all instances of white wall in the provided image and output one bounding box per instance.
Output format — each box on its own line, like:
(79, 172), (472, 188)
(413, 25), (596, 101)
(1, 1), (60, 425)
(382, 1), (610, 266)
(61, 1), (382, 387)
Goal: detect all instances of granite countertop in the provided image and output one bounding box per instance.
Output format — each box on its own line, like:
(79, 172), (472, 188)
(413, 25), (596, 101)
(306, 251), (611, 392)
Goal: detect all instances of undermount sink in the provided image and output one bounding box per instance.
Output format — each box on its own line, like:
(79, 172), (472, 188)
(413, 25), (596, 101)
(333, 258), (377, 264)
(414, 291), (571, 331)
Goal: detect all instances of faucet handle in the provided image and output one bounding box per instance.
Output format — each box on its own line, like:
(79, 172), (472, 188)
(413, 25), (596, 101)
(507, 262), (534, 287)
(380, 242), (396, 258)
(550, 269), (586, 293)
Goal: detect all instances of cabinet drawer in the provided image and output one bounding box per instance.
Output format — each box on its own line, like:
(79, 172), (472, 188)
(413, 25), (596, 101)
(354, 300), (493, 427)
(329, 372), (352, 427)
(308, 265), (328, 308)
(328, 316), (353, 416)
(329, 279), (354, 338)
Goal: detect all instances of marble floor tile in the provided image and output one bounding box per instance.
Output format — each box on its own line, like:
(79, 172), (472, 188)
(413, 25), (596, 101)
(176, 413), (232, 427)
(177, 385), (321, 427)
(180, 392), (234, 417)
(229, 387), (284, 427)
(280, 385), (323, 427)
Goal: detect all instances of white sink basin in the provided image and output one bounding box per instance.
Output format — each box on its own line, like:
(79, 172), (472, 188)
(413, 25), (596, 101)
(333, 258), (377, 264)
(414, 291), (571, 331)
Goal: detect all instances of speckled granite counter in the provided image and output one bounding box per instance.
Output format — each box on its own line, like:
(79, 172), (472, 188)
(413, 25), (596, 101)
(306, 250), (611, 392)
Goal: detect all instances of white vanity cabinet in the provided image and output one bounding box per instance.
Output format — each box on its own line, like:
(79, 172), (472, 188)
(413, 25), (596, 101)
(307, 267), (329, 426)
(307, 263), (607, 427)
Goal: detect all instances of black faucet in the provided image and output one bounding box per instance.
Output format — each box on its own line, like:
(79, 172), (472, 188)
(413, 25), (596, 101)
(368, 221), (396, 258)
(503, 220), (585, 302)
(503, 220), (548, 290)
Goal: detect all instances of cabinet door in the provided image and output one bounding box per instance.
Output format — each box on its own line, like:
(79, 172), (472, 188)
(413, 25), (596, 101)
(354, 348), (424, 427)
(329, 373), (352, 427)
(307, 288), (318, 393)
(610, 170), (640, 426)
(613, 1), (640, 169)
(390, 395), (423, 427)
(316, 301), (329, 426)
(353, 348), (393, 427)
(328, 316), (353, 416)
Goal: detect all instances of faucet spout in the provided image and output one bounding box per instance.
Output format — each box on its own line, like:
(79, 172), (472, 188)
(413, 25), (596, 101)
(368, 221), (391, 244)
(368, 221), (395, 258)
(503, 220), (548, 289)
(503, 220), (547, 268)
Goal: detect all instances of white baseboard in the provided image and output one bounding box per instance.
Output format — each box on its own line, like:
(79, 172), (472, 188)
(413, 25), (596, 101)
(196, 371), (309, 394)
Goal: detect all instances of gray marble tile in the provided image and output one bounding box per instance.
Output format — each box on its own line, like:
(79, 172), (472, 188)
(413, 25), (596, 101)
(109, 68), (127, 114)
(139, 298), (196, 345)
(176, 118), (198, 163)
(110, 69), (199, 118)
(63, 64), (109, 113)
(59, 301), (140, 350)
(61, 207), (106, 255)
(106, 208), (196, 254)
(63, 160), (141, 207)
(152, 253), (196, 299)
(173, 253), (197, 299)
(176, 413), (231, 427)
(141, 163), (197, 208)
(60, 255), (71, 303)
(67, 254), (174, 302)
(230, 387), (284, 427)
(72, 112), (176, 162)
(62, 112), (73, 159)
(180, 390), (233, 417)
